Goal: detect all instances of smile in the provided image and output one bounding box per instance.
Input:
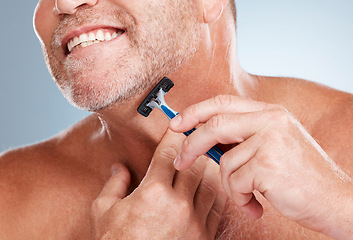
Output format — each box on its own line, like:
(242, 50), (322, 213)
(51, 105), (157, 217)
(66, 28), (125, 53)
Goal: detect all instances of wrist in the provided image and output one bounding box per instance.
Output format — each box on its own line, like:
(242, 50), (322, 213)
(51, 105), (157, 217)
(318, 175), (353, 240)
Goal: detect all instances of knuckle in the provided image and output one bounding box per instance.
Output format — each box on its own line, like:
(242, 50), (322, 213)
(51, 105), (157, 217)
(157, 145), (179, 161)
(187, 164), (202, 178)
(200, 179), (218, 195)
(188, 104), (199, 117)
(213, 95), (233, 107)
(274, 108), (289, 120)
(143, 181), (169, 201)
(176, 198), (192, 217)
(253, 151), (273, 170)
(209, 204), (223, 221)
(91, 197), (109, 215)
(267, 107), (292, 127)
(207, 114), (226, 131)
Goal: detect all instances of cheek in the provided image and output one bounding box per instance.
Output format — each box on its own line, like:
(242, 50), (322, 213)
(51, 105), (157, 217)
(33, 0), (57, 48)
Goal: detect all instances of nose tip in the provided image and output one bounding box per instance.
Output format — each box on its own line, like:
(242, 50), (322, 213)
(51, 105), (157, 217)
(54, 0), (98, 15)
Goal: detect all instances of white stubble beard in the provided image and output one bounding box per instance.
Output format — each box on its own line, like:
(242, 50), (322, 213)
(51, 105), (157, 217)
(46, 1), (201, 112)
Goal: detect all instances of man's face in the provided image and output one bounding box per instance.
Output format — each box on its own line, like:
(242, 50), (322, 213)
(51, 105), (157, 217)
(34, 0), (202, 111)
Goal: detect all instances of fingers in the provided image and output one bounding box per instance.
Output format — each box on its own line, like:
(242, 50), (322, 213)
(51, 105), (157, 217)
(194, 161), (227, 239)
(170, 95), (274, 133)
(206, 187), (227, 238)
(169, 95), (277, 220)
(183, 159), (226, 238)
(193, 160), (220, 218)
(235, 193), (263, 220)
(174, 111), (267, 170)
(223, 154), (264, 219)
(92, 163), (131, 216)
(219, 134), (260, 197)
(99, 163), (131, 200)
(143, 129), (185, 185)
(173, 156), (206, 200)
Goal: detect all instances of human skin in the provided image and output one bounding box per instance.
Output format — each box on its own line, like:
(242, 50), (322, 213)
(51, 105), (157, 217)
(90, 130), (226, 239)
(1, 0), (353, 239)
(170, 96), (353, 239)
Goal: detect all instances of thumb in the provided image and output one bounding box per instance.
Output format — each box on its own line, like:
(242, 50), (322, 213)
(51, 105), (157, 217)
(97, 163), (131, 206)
(91, 163), (131, 225)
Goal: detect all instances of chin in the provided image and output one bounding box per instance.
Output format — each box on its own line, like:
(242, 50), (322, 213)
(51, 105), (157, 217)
(59, 71), (155, 112)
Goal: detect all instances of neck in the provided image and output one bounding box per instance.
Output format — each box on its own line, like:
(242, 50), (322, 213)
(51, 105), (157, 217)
(93, 13), (259, 185)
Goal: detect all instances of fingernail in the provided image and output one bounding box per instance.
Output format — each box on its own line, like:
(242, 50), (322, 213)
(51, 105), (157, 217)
(170, 115), (182, 128)
(174, 154), (181, 168)
(111, 164), (119, 175)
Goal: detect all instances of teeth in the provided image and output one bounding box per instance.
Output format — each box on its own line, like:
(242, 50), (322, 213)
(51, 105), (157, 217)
(68, 41), (73, 52)
(88, 32), (95, 41)
(67, 29), (123, 53)
(73, 36), (79, 47)
(79, 33), (88, 42)
(96, 30), (104, 41)
(105, 32), (112, 41)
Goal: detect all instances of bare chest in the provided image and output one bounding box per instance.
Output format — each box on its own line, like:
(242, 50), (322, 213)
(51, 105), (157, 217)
(30, 191), (329, 240)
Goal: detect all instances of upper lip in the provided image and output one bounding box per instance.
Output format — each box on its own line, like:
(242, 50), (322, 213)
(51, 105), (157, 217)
(61, 24), (126, 53)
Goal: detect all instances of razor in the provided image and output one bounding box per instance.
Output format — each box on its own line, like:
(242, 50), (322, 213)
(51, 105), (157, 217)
(137, 77), (223, 165)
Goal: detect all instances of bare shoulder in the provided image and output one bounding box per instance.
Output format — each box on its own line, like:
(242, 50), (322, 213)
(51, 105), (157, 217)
(0, 113), (103, 173)
(308, 85), (353, 172)
(0, 114), (105, 238)
(261, 76), (353, 172)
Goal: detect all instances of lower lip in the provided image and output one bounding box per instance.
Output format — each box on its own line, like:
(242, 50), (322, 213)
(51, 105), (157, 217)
(66, 31), (127, 56)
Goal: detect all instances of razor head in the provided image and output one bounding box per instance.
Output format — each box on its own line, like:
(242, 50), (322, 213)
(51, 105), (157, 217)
(137, 77), (174, 117)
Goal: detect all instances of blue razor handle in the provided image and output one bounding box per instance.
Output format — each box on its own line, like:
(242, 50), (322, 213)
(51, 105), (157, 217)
(183, 127), (222, 165)
(159, 97), (223, 165)
(138, 77), (223, 165)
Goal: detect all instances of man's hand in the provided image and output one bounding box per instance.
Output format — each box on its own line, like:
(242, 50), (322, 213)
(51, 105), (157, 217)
(90, 130), (226, 240)
(169, 95), (353, 239)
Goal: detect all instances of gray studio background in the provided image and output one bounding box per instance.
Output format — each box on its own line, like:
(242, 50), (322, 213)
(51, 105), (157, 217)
(1, 0), (353, 152)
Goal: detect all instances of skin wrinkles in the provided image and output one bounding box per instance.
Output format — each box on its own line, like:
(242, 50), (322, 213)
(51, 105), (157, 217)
(45, 1), (202, 111)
